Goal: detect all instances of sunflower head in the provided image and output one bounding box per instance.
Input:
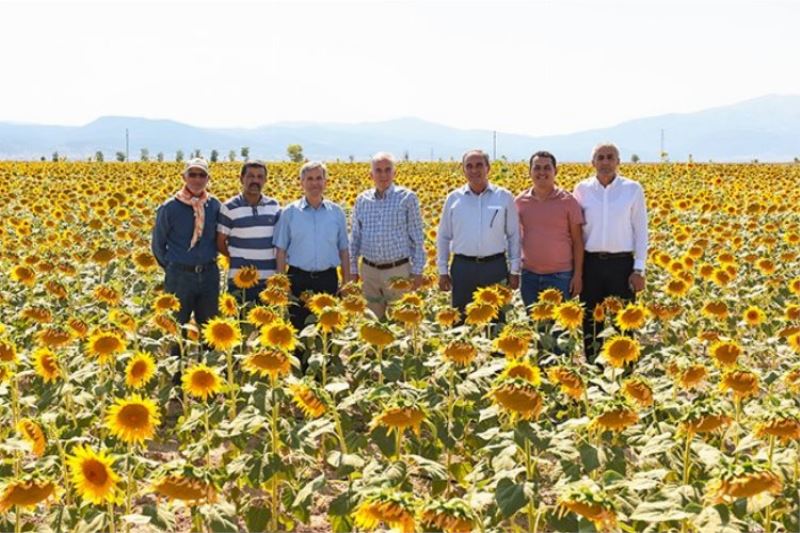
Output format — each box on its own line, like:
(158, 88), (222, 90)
(266, 273), (291, 292)
(614, 303), (648, 331)
(755, 411), (800, 443)
(489, 378), (543, 421)
(742, 305), (766, 326)
(10, 265), (36, 286)
(17, 419), (46, 456)
(218, 293), (238, 317)
(435, 307), (461, 328)
(529, 302), (555, 321)
(720, 367), (760, 400)
(153, 293), (181, 314)
(0, 339), (18, 364)
(105, 394), (161, 444)
(501, 361), (541, 385)
(600, 335), (641, 368)
(556, 482), (617, 532)
(152, 474), (216, 506)
(247, 306), (278, 328)
(258, 286), (290, 307)
(125, 352), (156, 389)
(391, 305), (423, 328)
(0, 479), (57, 512)
(37, 327), (72, 348)
(67, 445), (120, 505)
(342, 294), (367, 315)
(493, 324), (532, 359)
(182, 364), (223, 401)
(419, 498), (475, 533)
(288, 381), (327, 418)
(353, 490), (417, 533)
(708, 340), (742, 368)
(360, 323), (395, 348)
(87, 329), (127, 364)
(243, 349), (293, 380)
(701, 300), (729, 320)
(202, 317), (242, 352)
(621, 378), (654, 408)
(232, 265), (260, 289)
(442, 340), (478, 366)
(33, 347), (60, 382)
(370, 402), (427, 436)
(554, 301), (584, 330)
(707, 460), (781, 504)
(590, 399), (639, 434)
(317, 306), (346, 334)
(307, 293), (338, 315)
(547, 366), (585, 400)
(537, 288), (563, 305)
(260, 319), (298, 352)
(464, 301), (497, 326)
(473, 286), (503, 307)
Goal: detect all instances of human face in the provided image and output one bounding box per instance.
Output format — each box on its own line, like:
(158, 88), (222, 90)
(301, 167), (326, 201)
(592, 146), (620, 180)
(530, 155), (557, 194)
(462, 153), (490, 192)
(182, 168), (209, 195)
(371, 159), (395, 192)
(241, 167), (266, 199)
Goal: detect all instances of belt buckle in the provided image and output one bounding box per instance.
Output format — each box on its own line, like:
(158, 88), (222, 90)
(194, 264), (204, 273)
(309, 271), (319, 279)
(596, 253), (609, 260)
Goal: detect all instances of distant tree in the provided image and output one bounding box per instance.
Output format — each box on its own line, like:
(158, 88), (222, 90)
(140, 148), (150, 162)
(52, 151), (59, 162)
(794, 157), (799, 163)
(228, 149), (236, 162)
(115, 151), (126, 162)
(210, 149), (219, 163)
(287, 144), (304, 163)
(192, 149), (202, 159)
(40, 156), (46, 161)
(630, 154), (640, 163)
(95, 151), (104, 162)
(348, 155), (355, 163)
(156, 152), (164, 162)
(403, 150), (410, 162)
(175, 150), (184, 162)
(240, 146), (250, 160)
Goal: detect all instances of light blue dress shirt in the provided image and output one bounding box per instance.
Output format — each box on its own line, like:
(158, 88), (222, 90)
(436, 183), (521, 275)
(273, 197), (349, 272)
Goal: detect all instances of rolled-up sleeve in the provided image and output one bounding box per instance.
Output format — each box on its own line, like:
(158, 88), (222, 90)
(631, 184), (649, 271)
(217, 203), (233, 235)
(504, 192), (521, 274)
(436, 194), (454, 275)
(407, 193), (426, 275)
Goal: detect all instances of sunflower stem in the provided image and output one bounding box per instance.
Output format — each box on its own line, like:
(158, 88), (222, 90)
(332, 408), (349, 455)
(321, 331), (328, 387)
(11, 372), (21, 476)
(204, 405), (212, 473)
(15, 507), (21, 533)
(377, 346), (383, 386)
(445, 364), (456, 496)
(50, 424), (73, 507)
(226, 348), (235, 421)
(271, 476), (279, 533)
(107, 500), (116, 533)
(395, 430), (403, 461)
(271, 377), (280, 455)
(125, 443), (134, 533)
(524, 437), (536, 533)
(683, 433), (692, 485)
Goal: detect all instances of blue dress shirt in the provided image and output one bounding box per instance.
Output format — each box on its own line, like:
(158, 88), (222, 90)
(273, 197), (349, 272)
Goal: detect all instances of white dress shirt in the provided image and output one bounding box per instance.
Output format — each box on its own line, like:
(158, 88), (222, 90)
(436, 183), (521, 275)
(573, 175), (648, 271)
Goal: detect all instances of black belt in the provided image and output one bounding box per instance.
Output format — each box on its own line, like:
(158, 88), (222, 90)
(362, 257), (409, 270)
(288, 266), (337, 279)
(173, 261), (216, 273)
(454, 253), (505, 263)
(586, 251), (633, 260)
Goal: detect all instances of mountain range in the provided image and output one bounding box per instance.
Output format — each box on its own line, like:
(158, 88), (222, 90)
(1, 94), (799, 162)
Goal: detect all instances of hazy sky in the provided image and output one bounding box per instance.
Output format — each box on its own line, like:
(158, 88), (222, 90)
(2, 0), (798, 136)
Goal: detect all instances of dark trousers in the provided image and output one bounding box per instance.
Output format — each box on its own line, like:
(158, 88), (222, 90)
(580, 253), (634, 363)
(227, 280), (266, 306)
(165, 263), (220, 327)
(287, 266), (338, 333)
(450, 254), (508, 313)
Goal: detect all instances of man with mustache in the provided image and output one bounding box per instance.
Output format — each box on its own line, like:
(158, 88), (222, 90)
(217, 160), (281, 303)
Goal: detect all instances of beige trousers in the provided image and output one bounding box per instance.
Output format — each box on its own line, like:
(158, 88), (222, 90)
(361, 261), (412, 319)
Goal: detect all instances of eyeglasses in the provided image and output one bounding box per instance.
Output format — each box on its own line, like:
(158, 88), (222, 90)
(187, 172), (208, 178)
(594, 154), (617, 161)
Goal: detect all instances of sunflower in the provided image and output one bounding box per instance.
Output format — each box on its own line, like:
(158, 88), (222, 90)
(683, 413), (732, 435)
(105, 394), (160, 444)
(307, 293), (338, 315)
(435, 307), (461, 328)
(218, 293), (238, 317)
(36, 327), (72, 348)
(538, 288), (563, 305)
(243, 350), (292, 380)
(0, 480), (56, 512)
(790, 277), (800, 296)
(556, 486), (617, 532)
(756, 415), (800, 443)
(202, 317), (242, 352)
(182, 364), (223, 400)
(711, 268), (732, 287)
(247, 306), (278, 327)
(87, 329), (127, 364)
(132, 251), (158, 271)
(152, 293), (181, 314)
(91, 247), (115, 264)
(33, 347), (60, 382)
(720, 368), (760, 400)
(464, 302), (497, 326)
(68, 445), (119, 505)
(708, 340), (742, 368)
(701, 300), (729, 320)
(67, 317), (89, 338)
(152, 475), (216, 505)
(20, 306), (52, 324)
(547, 366), (585, 400)
(109, 309), (137, 333)
(152, 313), (179, 335)
(45, 280), (67, 299)
(591, 404), (639, 433)
(665, 278), (690, 297)
(677, 363), (708, 390)
(398, 292), (424, 308)
(125, 352), (156, 389)
(370, 405), (426, 436)
(360, 323), (395, 348)
(0, 366), (12, 384)
(742, 305), (766, 326)
(317, 306), (346, 334)
(756, 258), (776, 275)
(342, 294), (367, 315)
(554, 301), (584, 330)
(93, 285), (121, 306)
(489, 379), (543, 420)
(17, 418), (46, 456)
(288, 382), (326, 418)
(9, 265), (36, 286)
(614, 303), (647, 331)
(789, 333), (800, 354)
(708, 469), (781, 504)
(266, 273), (291, 291)
(260, 319), (298, 352)
(785, 304), (800, 322)
(600, 336), (641, 368)
(353, 491), (417, 533)
(420, 499), (475, 533)
(621, 378), (653, 408)
(259, 286), (289, 307)
(391, 305), (424, 328)
(529, 302), (555, 321)
(493, 325), (531, 359)
(473, 286), (503, 307)
(442, 340), (478, 366)
(501, 361), (541, 384)
(0, 339), (17, 364)
(232, 265), (260, 289)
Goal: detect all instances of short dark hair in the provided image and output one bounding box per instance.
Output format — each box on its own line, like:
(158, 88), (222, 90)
(529, 151), (557, 171)
(462, 149), (490, 167)
(240, 160), (268, 178)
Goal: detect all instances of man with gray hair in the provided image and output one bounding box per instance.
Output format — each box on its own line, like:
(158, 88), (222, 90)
(349, 152), (426, 318)
(573, 143), (648, 363)
(274, 161), (350, 336)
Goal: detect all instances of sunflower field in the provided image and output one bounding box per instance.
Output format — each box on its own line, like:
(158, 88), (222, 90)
(0, 160), (799, 533)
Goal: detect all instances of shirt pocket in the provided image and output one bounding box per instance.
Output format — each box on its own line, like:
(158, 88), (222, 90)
(486, 205), (506, 237)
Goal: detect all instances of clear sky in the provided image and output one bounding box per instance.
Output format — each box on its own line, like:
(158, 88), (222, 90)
(2, 0), (798, 136)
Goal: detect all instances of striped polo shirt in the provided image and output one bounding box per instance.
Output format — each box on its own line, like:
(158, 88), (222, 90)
(218, 193), (281, 281)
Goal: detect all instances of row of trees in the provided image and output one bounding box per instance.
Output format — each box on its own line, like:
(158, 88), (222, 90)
(50, 145), (309, 163)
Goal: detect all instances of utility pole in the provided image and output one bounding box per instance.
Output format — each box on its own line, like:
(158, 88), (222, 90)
(125, 128), (129, 162)
(493, 130), (497, 160)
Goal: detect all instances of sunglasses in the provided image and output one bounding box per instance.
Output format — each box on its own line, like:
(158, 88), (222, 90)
(187, 172), (208, 178)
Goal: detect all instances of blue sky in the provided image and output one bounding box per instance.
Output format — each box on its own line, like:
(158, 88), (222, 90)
(2, 0), (798, 136)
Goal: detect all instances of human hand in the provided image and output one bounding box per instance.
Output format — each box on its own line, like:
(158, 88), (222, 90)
(438, 274), (452, 291)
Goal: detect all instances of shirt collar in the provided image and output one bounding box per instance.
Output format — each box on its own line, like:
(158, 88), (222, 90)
(593, 175), (621, 189)
(527, 186), (561, 201)
(374, 184), (395, 199)
(299, 197), (327, 210)
(239, 193), (272, 207)
(461, 182), (496, 196)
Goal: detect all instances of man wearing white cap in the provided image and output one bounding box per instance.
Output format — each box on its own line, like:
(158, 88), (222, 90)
(152, 158), (222, 329)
